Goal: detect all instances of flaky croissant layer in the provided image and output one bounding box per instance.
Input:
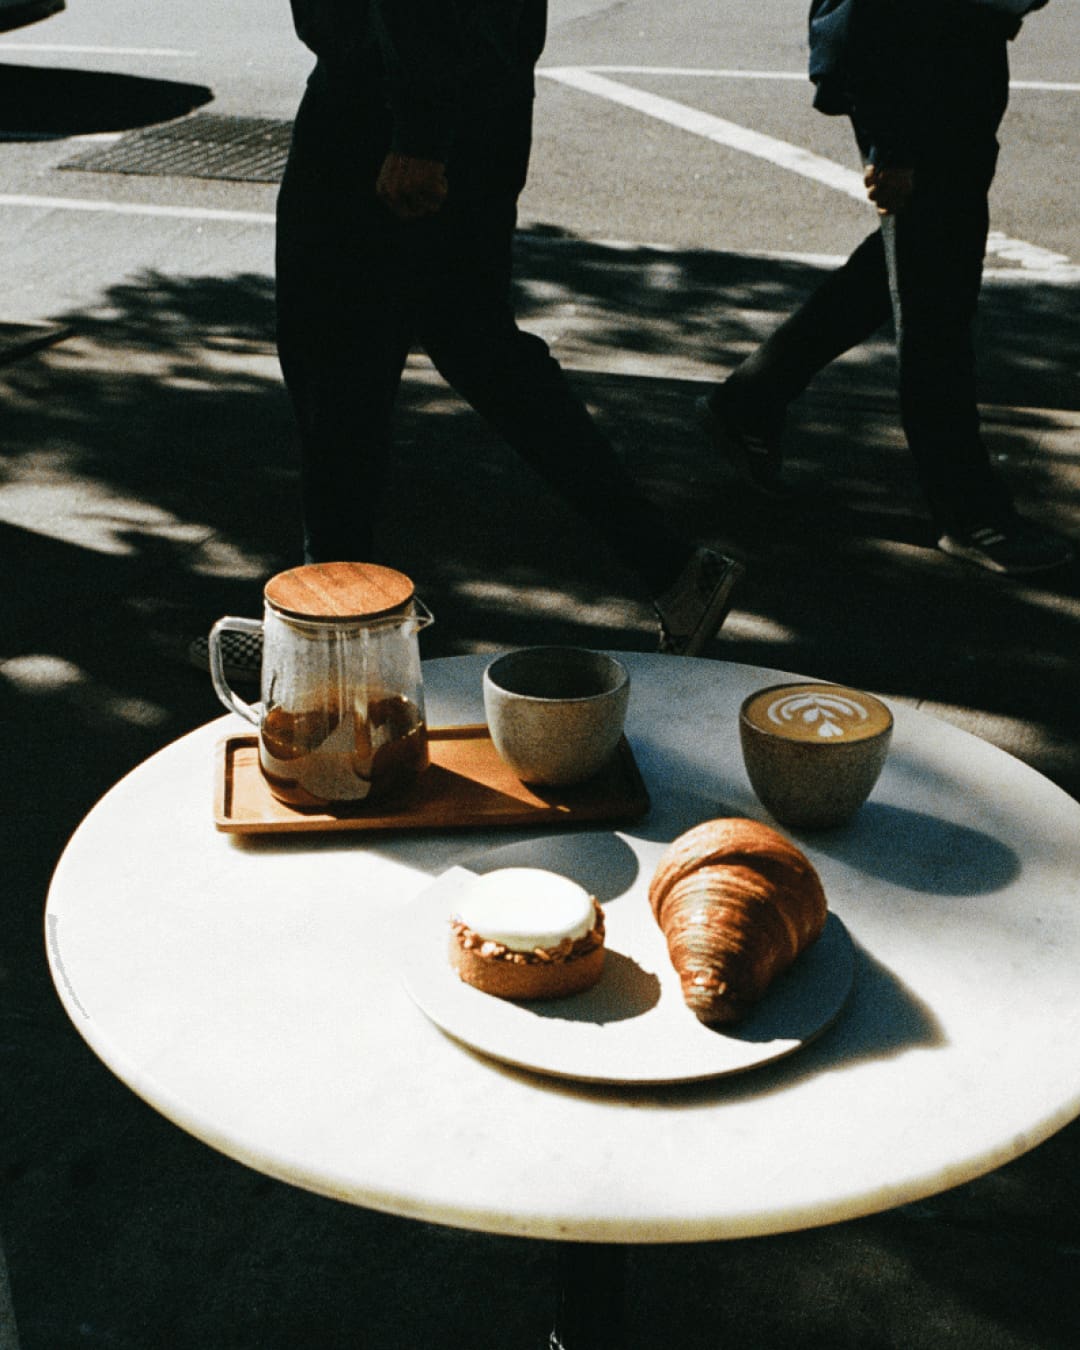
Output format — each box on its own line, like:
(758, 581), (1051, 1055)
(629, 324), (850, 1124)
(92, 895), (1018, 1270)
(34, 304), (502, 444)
(648, 818), (827, 1024)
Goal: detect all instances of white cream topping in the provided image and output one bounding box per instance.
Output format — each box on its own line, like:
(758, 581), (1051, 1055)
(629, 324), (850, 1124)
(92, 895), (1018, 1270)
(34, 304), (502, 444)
(453, 868), (596, 952)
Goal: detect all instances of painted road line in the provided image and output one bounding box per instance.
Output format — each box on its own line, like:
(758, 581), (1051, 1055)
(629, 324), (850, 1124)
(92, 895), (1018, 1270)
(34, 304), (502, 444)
(576, 66), (1080, 93)
(0, 44), (195, 55)
(1004, 79), (1080, 92)
(539, 67), (1073, 272)
(542, 65), (865, 197)
(1, 192), (1075, 282)
(587, 67), (807, 81)
(985, 231), (1071, 271)
(0, 193), (274, 224)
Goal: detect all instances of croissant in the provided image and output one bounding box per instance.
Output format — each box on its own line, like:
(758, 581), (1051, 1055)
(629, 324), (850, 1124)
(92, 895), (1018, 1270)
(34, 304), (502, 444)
(648, 818), (827, 1025)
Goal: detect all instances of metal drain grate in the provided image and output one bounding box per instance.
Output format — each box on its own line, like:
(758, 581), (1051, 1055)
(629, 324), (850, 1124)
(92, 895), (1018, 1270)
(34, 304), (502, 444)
(59, 114), (293, 184)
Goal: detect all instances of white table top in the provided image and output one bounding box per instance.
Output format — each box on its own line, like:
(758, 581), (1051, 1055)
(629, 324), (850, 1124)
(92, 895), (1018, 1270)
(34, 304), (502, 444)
(46, 654), (1080, 1244)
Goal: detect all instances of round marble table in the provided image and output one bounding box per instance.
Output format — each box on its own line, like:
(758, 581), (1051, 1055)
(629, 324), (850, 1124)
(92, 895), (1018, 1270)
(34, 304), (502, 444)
(46, 654), (1080, 1338)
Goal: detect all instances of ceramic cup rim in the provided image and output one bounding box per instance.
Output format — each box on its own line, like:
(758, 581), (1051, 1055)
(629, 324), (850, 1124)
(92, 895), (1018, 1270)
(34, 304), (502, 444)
(484, 646), (629, 705)
(739, 681), (893, 749)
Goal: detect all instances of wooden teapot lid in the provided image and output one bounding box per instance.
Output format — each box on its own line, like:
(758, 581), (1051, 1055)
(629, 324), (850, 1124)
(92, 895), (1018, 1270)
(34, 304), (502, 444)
(264, 563), (416, 622)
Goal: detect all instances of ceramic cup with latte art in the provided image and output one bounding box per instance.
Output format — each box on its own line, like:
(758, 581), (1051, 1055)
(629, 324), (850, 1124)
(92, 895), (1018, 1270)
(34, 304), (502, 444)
(739, 682), (893, 829)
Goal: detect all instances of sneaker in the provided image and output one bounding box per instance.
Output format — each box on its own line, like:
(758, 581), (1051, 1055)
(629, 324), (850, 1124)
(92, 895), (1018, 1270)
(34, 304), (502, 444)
(697, 390), (787, 498)
(936, 519), (1074, 576)
(187, 631), (263, 684)
(655, 546), (745, 657)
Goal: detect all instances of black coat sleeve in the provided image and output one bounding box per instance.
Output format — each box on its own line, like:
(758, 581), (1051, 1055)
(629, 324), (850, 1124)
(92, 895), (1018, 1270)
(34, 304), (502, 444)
(370, 0), (464, 159)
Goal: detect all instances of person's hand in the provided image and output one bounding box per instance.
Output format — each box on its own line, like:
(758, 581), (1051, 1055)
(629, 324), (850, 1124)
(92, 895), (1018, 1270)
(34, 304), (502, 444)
(376, 152), (449, 220)
(864, 164), (914, 215)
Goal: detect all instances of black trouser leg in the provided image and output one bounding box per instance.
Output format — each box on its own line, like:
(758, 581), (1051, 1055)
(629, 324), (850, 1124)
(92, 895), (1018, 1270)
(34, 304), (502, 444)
(868, 22), (1015, 532)
(880, 161), (1013, 531)
(418, 194), (689, 594)
(275, 78), (413, 564)
(723, 230), (893, 418)
(276, 248), (412, 563)
(424, 316), (688, 593)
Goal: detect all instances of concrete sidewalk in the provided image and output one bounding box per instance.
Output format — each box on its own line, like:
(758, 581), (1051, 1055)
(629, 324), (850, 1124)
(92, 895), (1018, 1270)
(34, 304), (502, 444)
(2, 234), (1079, 1348)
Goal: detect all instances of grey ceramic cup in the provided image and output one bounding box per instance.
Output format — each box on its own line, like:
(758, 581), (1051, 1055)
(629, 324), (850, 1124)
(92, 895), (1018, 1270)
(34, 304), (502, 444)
(739, 682), (893, 829)
(483, 647), (630, 786)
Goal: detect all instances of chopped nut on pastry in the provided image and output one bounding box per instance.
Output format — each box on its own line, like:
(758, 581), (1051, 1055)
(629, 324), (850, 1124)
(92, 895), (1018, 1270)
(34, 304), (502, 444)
(449, 868), (605, 1000)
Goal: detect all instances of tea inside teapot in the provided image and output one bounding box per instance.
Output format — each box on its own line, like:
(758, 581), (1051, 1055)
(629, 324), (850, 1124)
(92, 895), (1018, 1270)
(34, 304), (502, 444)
(259, 692), (428, 808)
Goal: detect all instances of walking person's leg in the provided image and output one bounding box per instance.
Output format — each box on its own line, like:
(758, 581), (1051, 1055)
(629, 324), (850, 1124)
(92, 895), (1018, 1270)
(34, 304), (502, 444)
(416, 172), (743, 653)
(699, 232), (893, 493)
(276, 77), (413, 565)
(879, 27), (1072, 574)
(878, 156), (1008, 533)
(276, 244), (412, 564)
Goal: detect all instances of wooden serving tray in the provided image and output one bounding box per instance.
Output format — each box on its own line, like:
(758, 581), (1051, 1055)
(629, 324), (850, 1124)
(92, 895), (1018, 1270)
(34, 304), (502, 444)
(213, 726), (650, 835)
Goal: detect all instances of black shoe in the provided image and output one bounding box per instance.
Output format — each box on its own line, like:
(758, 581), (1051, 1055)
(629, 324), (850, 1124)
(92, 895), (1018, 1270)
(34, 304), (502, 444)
(937, 519), (1074, 576)
(655, 546), (745, 657)
(697, 390), (788, 498)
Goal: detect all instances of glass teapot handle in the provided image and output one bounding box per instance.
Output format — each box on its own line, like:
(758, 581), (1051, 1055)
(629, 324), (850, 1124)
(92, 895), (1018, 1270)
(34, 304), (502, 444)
(208, 617), (262, 726)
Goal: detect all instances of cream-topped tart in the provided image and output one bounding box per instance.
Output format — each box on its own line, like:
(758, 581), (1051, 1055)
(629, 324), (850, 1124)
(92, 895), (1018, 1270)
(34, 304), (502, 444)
(449, 867), (605, 1000)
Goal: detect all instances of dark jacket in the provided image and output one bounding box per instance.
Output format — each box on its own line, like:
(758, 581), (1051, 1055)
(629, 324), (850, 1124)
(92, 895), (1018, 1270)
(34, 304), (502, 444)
(808, 0), (1047, 164)
(288, 0), (547, 159)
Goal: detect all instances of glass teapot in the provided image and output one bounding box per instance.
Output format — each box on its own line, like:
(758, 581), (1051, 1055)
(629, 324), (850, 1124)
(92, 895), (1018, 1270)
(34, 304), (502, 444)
(210, 563), (433, 809)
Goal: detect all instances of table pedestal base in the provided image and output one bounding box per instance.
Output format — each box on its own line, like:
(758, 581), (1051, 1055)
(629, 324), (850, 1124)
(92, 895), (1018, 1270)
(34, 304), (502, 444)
(549, 1243), (627, 1350)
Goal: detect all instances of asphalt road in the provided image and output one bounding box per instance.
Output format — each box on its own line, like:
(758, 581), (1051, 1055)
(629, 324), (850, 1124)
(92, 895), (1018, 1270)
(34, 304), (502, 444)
(1, 0), (1077, 327)
(536, 0), (1079, 264)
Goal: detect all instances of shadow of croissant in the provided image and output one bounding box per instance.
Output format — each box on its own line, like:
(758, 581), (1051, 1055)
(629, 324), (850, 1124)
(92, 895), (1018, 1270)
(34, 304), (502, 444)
(464, 935), (939, 1108)
(659, 938), (942, 1107)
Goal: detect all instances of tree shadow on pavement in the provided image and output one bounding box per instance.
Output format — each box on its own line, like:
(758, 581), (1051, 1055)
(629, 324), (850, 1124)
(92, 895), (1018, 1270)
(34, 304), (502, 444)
(1, 243), (1078, 1349)
(512, 227), (1080, 413)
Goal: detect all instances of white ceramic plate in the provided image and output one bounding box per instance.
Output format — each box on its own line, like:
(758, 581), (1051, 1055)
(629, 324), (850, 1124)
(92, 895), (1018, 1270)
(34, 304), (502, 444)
(399, 831), (855, 1084)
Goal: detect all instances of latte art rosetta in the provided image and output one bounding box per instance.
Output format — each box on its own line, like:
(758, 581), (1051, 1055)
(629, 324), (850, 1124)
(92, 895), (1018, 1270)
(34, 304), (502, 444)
(767, 691), (870, 739)
(742, 683), (892, 745)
